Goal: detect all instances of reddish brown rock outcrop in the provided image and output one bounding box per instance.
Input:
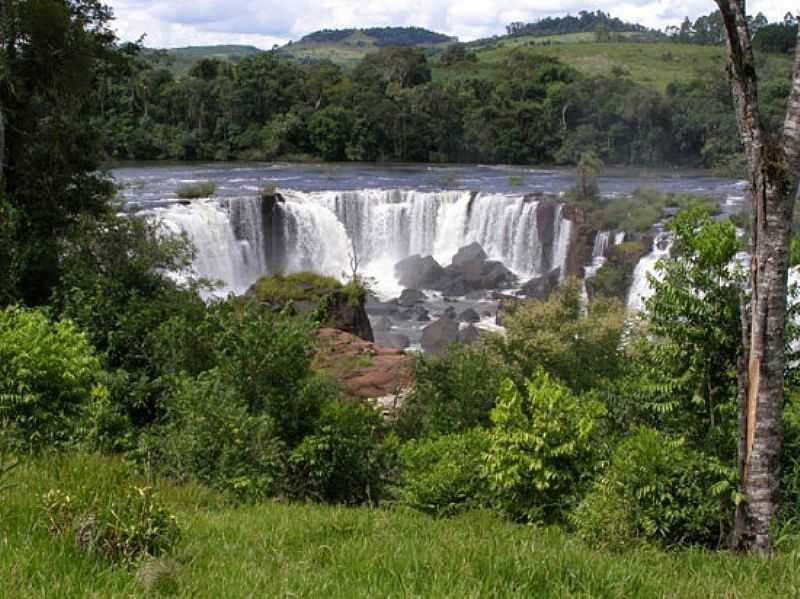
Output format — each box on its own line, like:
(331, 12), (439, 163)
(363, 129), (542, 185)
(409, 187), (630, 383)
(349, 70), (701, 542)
(314, 328), (415, 411)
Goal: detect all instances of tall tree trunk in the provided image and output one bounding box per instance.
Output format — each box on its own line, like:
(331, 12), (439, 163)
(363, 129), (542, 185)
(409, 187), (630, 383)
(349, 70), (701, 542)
(716, 1), (800, 553)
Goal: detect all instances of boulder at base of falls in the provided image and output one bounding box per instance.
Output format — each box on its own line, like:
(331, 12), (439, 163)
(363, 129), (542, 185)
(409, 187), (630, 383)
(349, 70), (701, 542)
(384, 333), (411, 349)
(394, 254), (445, 290)
(366, 296), (400, 316)
(452, 242), (488, 266)
(421, 316), (460, 355)
(521, 267), (561, 300)
(459, 307), (481, 323)
(314, 328), (414, 414)
(435, 243), (517, 294)
(398, 288), (427, 306)
(413, 306), (431, 321)
(459, 324), (480, 344)
(371, 316), (393, 332)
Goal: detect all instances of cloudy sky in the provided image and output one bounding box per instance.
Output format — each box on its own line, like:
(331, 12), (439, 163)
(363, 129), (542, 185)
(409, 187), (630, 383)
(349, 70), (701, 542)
(106, 1), (798, 49)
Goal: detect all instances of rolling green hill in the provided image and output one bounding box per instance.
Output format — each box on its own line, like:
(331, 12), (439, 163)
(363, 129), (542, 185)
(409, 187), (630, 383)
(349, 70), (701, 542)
(144, 45), (264, 75)
(278, 26), (457, 68)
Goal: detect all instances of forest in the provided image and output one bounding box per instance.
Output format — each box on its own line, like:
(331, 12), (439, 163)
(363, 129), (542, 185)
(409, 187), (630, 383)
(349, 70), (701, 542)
(93, 17), (796, 171)
(2, 0), (800, 596)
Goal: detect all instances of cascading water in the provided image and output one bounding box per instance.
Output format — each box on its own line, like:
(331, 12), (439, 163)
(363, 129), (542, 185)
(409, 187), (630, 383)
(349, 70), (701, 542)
(580, 231), (611, 311)
(626, 231), (673, 314)
(150, 188), (574, 298)
(279, 189), (572, 285)
(148, 196), (267, 294)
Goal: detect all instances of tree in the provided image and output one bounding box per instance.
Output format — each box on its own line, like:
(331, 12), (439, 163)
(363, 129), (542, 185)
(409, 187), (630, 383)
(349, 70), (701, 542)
(715, 1), (800, 552)
(1, 0), (119, 304)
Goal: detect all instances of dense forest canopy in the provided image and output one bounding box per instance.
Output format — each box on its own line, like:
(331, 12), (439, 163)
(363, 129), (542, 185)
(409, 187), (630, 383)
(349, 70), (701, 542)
(298, 27), (455, 47)
(94, 25), (793, 170)
(505, 11), (652, 37)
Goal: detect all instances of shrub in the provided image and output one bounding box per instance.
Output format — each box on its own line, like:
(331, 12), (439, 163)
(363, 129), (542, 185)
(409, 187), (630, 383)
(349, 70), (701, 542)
(0, 306), (107, 449)
(288, 400), (388, 504)
(148, 369), (287, 502)
(254, 271), (343, 304)
(43, 484), (180, 565)
(502, 280), (624, 393)
(572, 427), (734, 550)
(396, 342), (509, 438)
(212, 302), (321, 445)
(484, 372), (606, 522)
(175, 181), (216, 199)
(394, 429), (491, 517)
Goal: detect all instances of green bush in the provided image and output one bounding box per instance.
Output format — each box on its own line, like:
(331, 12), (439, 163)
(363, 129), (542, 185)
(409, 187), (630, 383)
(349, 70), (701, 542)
(484, 372), (605, 522)
(394, 429), (490, 517)
(572, 427), (734, 550)
(175, 181), (216, 199)
(502, 280), (624, 393)
(148, 369), (287, 502)
(288, 400), (388, 504)
(212, 302), (321, 446)
(0, 306), (107, 449)
(254, 271), (343, 304)
(43, 484), (180, 565)
(396, 342), (508, 438)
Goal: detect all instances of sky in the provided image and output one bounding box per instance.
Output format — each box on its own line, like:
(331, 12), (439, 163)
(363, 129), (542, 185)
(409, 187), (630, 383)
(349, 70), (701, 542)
(106, 1), (798, 49)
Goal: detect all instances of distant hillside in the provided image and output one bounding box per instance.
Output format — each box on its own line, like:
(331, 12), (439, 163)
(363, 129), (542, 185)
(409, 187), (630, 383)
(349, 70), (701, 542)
(278, 26), (457, 67)
(144, 45), (264, 75)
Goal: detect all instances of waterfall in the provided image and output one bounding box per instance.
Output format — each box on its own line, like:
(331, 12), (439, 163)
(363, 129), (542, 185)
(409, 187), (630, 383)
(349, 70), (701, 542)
(149, 189), (574, 297)
(580, 231), (610, 311)
(552, 205), (572, 278)
(149, 197), (267, 295)
(626, 232), (673, 314)
(280, 189), (570, 279)
(614, 231), (626, 245)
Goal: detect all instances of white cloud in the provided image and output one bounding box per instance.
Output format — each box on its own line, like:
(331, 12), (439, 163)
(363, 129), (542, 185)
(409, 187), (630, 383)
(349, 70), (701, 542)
(105, 0), (798, 49)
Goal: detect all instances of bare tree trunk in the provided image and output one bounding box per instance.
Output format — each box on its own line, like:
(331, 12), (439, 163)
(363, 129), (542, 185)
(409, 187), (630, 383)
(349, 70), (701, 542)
(716, 1), (800, 553)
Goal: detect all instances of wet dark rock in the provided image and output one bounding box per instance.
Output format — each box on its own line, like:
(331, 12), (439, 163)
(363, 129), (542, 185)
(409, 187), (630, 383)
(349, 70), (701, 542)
(465, 290), (487, 300)
(371, 316), (393, 332)
(459, 308), (481, 323)
(394, 254), (445, 290)
(443, 306), (457, 320)
(459, 324), (480, 345)
(421, 317), (460, 355)
(414, 306), (431, 322)
(366, 298), (399, 316)
(385, 333), (411, 349)
(398, 288), (427, 306)
(521, 268), (561, 300)
(452, 242), (488, 266)
(396, 309), (413, 321)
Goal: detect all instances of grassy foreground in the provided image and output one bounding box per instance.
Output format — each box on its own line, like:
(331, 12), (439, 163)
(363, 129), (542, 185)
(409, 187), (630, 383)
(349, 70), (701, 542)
(3, 454), (800, 598)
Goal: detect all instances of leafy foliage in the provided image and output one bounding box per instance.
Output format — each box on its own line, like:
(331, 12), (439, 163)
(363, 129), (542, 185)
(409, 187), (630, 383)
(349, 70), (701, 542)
(502, 280), (625, 393)
(394, 429), (491, 517)
(0, 306), (106, 449)
(484, 372), (606, 522)
(396, 341), (509, 438)
(288, 400), (389, 504)
(572, 427), (735, 549)
(145, 369), (287, 502)
(630, 208), (742, 455)
(43, 484), (180, 564)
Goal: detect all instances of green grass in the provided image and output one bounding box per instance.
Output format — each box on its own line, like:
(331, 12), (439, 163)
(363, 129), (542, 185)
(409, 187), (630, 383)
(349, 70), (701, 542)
(255, 271), (343, 304)
(5, 453), (800, 598)
(144, 45), (264, 76)
(175, 181), (216, 199)
(435, 39), (794, 93)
